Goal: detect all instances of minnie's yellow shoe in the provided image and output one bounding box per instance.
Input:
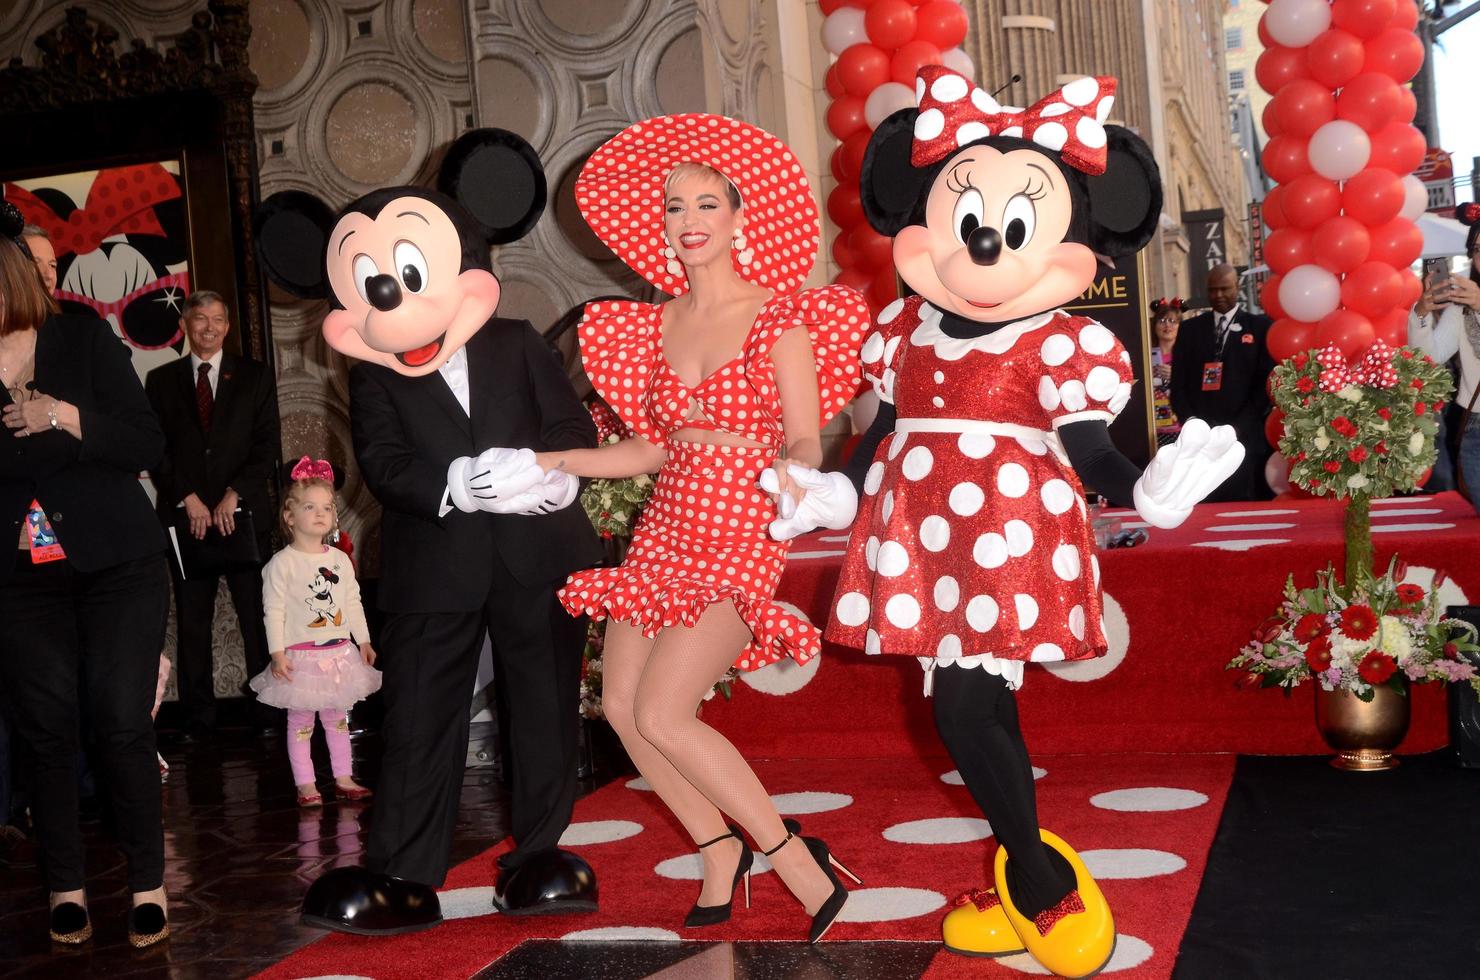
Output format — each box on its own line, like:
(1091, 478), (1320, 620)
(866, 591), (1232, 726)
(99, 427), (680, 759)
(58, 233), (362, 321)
(942, 887), (1026, 957)
(994, 829), (1115, 978)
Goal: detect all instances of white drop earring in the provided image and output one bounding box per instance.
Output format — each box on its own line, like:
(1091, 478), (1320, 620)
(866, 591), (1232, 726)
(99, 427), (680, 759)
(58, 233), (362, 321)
(732, 230), (754, 267)
(661, 235), (683, 276)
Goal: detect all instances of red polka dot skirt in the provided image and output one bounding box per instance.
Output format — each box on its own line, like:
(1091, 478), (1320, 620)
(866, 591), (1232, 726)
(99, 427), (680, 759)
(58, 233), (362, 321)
(558, 441), (818, 672)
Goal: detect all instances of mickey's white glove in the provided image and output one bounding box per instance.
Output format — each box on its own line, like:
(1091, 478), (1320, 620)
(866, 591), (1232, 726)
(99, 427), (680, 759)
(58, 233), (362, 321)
(1132, 418), (1244, 529)
(446, 448), (545, 514)
(758, 464), (858, 542)
(513, 468), (580, 516)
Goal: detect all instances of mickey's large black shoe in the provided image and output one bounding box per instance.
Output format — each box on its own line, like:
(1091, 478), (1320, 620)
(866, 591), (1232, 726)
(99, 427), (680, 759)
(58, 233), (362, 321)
(301, 866), (443, 936)
(491, 849), (598, 916)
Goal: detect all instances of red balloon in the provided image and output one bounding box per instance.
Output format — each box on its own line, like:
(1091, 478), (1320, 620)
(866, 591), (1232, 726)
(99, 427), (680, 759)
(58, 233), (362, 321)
(1263, 136), (1312, 184)
(890, 39), (943, 86)
(848, 224), (895, 271)
(836, 44), (891, 98)
(1371, 307), (1409, 346)
(1255, 45), (1312, 95)
(870, 266), (900, 308)
(827, 183), (865, 230)
(835, 265), (873, 295)
(1368, 216), (1423, 267)
(1363, 28), (1424, 83)
(1393, 85), (1417, 124)
(831, 231), (858, 270)
(1262, 274), (1288, 319)
(1310, 216), (1372, 273)
(1282, 175), (1342, 230)
(1265, 409), (1286, 450)
(865, 0), (918, 49)
(841, 131), (870, 181)
(1367, 121), (1424, 173)
(1331, 0), (1397, 39)
(826, 95), (868, 140)
(1389, 0), (1419, 33)
(1265, 229), (1313, 275)
(1267, 318), (1317, 362)
(1336, 72), (1402, 132)
(820, 0), (852, 14)
(1263, 185), (1289, 231)
(1262, 99), (1286, 139)
(914, 1), (969, 50)
(1341, 261), (1404, 317)
(1396, 269), (1422, 308)
(1315, 309), (1376, 360)
(825, 64), (844, 100)
(1273, 80), (1336, 138)
(1257, 14), (1275, 49)
(1341, 167), (1404, 226)
(829, 145), (848, 183)
(1308, 29), (1367, 89)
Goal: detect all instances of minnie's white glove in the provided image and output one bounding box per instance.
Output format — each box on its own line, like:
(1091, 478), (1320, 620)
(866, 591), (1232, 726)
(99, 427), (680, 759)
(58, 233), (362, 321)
(1132, 418), (1245, 529)
(757, 464), (858, 542)
(513, 468), (580, 516)
(446, 448), (545, 514)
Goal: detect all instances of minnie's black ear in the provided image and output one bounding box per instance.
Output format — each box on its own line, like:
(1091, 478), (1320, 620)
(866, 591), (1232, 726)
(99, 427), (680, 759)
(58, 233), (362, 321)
(1082, 127), (1163, 258)
(254, 191), (336, 299)
(861, 109), (932, 237)
(438, 129), (547, 245)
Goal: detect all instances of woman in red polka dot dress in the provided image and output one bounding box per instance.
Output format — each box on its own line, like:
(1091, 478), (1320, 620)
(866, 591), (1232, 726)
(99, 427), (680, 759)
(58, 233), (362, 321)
(825, 68), (1246, 977)
(528, 114), (868, 941)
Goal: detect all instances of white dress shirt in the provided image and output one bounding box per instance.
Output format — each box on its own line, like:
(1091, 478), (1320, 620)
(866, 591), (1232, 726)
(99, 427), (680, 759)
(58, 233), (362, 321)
(439, 346), (471, 416)
(189, 349), (224, 395)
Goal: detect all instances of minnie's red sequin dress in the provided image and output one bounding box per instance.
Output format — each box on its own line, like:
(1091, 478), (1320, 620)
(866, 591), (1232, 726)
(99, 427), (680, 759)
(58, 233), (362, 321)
(558, 286), (866, 671)
(825, 296), (1135, 690)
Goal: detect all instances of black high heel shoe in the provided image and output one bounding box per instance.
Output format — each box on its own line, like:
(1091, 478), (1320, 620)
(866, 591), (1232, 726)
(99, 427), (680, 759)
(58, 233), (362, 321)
(49, 902), (91, 944)
(764, 819), (863, 944)
(683, 824), (753, 927)
(128, 902), (169, 948)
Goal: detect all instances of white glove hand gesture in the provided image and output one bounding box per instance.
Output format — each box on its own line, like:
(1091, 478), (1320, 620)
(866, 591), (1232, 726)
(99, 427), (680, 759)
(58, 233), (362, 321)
(513, 468), (580, 516)
(446, 448), (545, 514)
(757, 463), (858, 542)
(1132, 418), (1244, 529)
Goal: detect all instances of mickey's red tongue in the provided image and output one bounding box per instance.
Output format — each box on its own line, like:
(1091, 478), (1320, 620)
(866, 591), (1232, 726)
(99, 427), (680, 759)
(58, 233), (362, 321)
(397, 336), (443, 367)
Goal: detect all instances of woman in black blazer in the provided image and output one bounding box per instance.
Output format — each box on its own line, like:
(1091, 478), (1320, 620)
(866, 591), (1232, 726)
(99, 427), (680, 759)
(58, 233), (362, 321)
(0, 216), (172, 948)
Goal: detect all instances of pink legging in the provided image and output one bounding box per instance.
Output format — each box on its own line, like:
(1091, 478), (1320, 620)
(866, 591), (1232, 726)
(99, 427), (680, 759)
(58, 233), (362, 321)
(286, 709), (352, 787)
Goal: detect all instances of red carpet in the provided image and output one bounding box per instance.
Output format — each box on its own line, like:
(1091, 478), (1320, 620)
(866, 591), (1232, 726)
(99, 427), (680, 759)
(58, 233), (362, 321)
(260, 753), (1234, 979)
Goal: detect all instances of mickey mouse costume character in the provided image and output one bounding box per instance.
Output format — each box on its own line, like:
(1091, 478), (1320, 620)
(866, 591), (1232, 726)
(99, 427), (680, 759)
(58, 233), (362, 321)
(826, 68), (1244, 977)
(254, 129), (604, 934)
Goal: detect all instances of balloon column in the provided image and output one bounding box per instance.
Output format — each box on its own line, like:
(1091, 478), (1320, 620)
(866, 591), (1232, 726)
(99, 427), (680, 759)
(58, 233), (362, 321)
(821, 0), (972, 312)
(1257, 0), (1427, 482)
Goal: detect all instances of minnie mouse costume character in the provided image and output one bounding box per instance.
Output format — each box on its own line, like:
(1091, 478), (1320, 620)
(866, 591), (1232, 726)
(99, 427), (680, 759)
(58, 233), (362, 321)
(254, 130), (603, 934)
(826, 68), (1244, 976)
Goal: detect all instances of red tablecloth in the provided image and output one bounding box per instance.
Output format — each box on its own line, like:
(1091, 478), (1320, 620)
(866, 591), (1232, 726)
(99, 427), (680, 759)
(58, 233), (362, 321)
(706, 493), (1480, 758)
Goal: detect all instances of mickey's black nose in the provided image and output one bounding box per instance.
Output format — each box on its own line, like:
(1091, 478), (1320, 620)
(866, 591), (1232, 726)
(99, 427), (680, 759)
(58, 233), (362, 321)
(366, 274), (402, 311)
(968, 226), (1003, 266)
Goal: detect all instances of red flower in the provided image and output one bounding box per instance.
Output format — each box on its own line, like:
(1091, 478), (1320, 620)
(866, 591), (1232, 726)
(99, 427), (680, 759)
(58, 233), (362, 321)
(1374, 441), (1388, 455)
(1377, 407), (1392, 420)
(1443, 642), (1460, 661)
(1331, 416), (1357, 437)
(1395, 583), (1425, 604)
(1415, 402), (1426, 415)
(1324, 461), (1342, 473)
(1293, 351), (1310, 369)
(1400, 349), (1414, 359)
(1305, 635), (1333, 671)
(1348, 446), (1369, 463)
(1358, 651), (1397, 685)
(1294, 613), (1329, 642)
(1254, 617), (1283, 643)
(1297, 451), (1308, 462)
(1341, 604), (1379, 640)
(1410, 378), (1424, 389)
(1433, 401), (1444, 413)
(1296, 376), (1315, 393)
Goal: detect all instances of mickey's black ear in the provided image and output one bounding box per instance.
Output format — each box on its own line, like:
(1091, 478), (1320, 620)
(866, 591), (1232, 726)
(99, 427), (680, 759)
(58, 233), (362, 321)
(1083, 126), (1163, 258)
(861, 109), (931, 237)
(254, 191), (336, 299)
(438, 129), (547, 245)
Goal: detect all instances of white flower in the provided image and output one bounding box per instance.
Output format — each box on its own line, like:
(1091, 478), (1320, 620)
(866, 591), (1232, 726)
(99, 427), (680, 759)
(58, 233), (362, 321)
(1337, 385), (1364, 402)
(1314, 430), (1331, 451)
(1408, 431), (1424, 455)
(1347, 474), (1369, 489)
(1378, 615), (1412, 664)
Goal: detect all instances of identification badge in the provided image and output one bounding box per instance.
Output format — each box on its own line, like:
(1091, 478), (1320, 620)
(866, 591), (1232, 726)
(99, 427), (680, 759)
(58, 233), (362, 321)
(1201, 362), (1223, 392)
(25, 499), (65, 564)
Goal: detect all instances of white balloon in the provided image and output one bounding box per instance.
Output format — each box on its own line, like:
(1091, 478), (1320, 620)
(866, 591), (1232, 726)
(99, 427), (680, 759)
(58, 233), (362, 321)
(1263, 0), (1332, 48)
(1307, 120), (1371, 181)
(865, 82), (917, 128)
(941, 47), (975, 80)
(1280, 264), (1342, 322)
(822, 8), (867, 56)
(1265, 451), (1290, 496)
(1399, 174), (1428, 221)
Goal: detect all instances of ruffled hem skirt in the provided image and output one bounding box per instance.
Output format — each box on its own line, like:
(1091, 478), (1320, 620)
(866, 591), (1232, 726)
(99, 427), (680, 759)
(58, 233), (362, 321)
(248, 640), (382, 711)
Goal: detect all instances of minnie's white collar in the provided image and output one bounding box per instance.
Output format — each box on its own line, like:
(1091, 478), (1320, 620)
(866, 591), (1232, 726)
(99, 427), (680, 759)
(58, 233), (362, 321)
(910, 305), (1062, 361)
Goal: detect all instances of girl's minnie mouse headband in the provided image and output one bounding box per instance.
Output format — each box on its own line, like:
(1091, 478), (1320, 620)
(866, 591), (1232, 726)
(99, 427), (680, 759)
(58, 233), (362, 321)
(1150, 296), (1183, 314)
(1458, 202), (1480, 228)
(290, 456), (335, 483)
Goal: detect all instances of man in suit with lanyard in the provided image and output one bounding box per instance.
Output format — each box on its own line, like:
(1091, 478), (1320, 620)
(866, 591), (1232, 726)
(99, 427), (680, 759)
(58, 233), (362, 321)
(145, 291), (281, 738)
(1170, 263), (1274, 501)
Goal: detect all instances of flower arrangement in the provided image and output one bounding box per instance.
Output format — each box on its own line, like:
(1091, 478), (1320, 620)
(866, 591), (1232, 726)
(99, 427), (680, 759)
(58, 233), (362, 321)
(580, 437), (655, 540)
(1228, 559), (1479, 702)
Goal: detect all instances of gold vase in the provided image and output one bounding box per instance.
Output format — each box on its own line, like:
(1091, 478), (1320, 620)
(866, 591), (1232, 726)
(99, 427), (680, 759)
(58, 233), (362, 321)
(1313, 684), (1411, 771)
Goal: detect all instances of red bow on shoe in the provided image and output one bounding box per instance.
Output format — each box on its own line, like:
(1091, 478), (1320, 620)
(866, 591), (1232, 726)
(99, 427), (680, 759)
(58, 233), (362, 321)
(952, 887), (1002, 912)
(910, 66), (1117, 175)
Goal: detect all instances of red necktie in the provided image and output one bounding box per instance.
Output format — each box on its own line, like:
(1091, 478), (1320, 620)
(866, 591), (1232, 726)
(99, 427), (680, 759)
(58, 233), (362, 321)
(196, 362), (213, 432)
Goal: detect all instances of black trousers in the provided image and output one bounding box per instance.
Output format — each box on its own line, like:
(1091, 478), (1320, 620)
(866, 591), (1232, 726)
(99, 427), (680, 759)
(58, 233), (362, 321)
(932, 666), (1075, 919)
(365, 556), (585, 888)
(173, 560), (271, 730)
(0, 551), (170, 892)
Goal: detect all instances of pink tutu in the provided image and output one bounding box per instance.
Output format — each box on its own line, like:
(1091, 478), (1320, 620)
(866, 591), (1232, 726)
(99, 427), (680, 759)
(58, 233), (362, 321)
(248, 640), (381, 711)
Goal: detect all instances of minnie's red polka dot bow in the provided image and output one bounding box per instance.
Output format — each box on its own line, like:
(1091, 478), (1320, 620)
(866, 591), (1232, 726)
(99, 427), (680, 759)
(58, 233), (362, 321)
(1353, 340), (1400, 390)
(4, 163), (181, 259)
(909, 66), (1117, 176)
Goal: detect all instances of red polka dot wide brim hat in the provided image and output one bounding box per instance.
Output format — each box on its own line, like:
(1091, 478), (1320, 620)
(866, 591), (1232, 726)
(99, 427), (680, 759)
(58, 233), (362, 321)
(575, 113), (820, 297)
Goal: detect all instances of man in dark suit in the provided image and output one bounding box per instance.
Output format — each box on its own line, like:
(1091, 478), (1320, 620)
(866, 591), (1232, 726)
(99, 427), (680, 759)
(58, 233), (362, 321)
(145, 290), (281, 737)
(1170, 264), (1274, 501)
